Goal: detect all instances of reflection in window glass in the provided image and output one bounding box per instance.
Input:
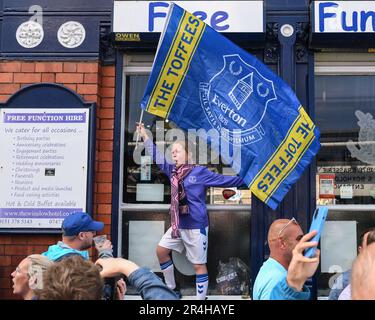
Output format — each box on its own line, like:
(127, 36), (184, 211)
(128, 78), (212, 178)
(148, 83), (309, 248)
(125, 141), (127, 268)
(123, 75), (250, 205)
(315, 75), (375, 205)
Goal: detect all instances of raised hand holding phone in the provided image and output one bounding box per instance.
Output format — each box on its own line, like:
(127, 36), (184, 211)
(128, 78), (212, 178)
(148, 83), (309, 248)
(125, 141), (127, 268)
(287, 230), (320, 291)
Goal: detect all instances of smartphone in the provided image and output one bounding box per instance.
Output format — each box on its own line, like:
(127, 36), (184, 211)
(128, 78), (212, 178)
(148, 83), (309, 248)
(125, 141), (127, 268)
(304, 206), (328, 258)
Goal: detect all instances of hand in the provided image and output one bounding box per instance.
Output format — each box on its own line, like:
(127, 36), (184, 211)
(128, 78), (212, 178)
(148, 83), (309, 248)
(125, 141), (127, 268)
(95, 257), (139, 278)
(286, 230), (320, 291)
(116, 278), (127, 300)
(95, 239), (113, 252)
(136, 122), (149, 142)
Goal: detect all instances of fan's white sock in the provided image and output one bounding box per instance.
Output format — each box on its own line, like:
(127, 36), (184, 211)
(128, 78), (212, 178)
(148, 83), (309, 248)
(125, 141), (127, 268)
(196, 273), (209, 300)
(160, 260), (176, 290)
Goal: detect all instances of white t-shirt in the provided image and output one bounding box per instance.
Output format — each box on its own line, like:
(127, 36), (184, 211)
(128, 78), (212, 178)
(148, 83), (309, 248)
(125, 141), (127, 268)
(338, 284), (351, 300)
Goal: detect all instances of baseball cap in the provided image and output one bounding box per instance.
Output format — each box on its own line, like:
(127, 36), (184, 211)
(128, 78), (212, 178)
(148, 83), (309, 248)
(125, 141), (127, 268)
(62, 212), (104, 236)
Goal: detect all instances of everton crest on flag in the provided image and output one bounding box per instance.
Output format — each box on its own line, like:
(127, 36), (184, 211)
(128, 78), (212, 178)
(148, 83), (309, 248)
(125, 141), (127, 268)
(141, 3), (321, 210)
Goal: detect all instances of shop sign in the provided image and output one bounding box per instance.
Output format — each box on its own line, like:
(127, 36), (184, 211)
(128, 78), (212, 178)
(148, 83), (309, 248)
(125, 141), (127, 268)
(315, 1), (375, 33)
(0, 84), (95, 233)
(113, 1), (264, 33)
(0, 109), (89, 229)
(318, 165), (375, 198)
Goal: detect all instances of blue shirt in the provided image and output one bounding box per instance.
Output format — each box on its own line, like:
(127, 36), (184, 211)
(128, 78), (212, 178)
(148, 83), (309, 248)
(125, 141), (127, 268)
(42, 241), (89, 261)
(42, 241), (113, 261)
(145, 139), (245, 229)
(328, 269), (351, 300)
(253, 258), (310, 300)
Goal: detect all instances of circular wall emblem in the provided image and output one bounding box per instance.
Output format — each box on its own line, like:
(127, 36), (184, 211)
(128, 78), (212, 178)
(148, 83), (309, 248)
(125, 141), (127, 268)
(16, 21), (44, 48)
(57, 21), (86, 48)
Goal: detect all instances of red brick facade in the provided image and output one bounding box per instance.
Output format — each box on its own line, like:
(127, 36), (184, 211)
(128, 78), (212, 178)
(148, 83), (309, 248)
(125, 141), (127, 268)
(0, 61), (115, 299)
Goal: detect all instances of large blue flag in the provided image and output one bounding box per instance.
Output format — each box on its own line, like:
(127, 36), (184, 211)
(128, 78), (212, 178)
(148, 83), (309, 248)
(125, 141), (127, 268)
(141, 3), (320, 210)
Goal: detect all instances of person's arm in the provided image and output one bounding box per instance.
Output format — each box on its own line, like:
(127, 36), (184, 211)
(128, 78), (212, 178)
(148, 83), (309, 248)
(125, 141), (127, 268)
(269, 231), (320, 300)
(127, 268), (178, 300)
(95, 258), (178, 300)
(270, 277), (310, 300)
(200, 167), (246, 188)
(137, 123), (174, 178)
(286, 230), (320, 293)
(96, 258), (138, 277)
(144, 139), (174, 178)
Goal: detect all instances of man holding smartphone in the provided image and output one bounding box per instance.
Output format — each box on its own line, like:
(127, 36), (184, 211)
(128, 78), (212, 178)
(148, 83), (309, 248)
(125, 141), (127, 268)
(253, 218), (320, 300)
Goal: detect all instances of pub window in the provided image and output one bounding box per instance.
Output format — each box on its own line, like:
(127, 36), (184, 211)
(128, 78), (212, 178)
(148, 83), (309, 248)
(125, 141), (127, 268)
(314, 53), (375, 298)
(119, 53), (255, 294)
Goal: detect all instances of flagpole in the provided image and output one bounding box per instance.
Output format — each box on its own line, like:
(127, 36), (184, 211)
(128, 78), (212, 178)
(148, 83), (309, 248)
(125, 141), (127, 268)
(135, 109), (144, 149)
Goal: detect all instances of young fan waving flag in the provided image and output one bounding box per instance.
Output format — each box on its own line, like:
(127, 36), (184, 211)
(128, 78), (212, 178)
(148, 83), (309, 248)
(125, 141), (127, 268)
(141, 3), (320, 211)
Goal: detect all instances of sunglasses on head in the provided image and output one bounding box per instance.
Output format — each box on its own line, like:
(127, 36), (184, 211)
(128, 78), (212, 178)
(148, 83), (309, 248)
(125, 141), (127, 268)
(277, 217), (298, 239)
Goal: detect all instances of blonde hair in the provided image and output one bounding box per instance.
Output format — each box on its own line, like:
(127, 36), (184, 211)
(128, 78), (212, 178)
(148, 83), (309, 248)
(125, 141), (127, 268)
(27, 254), (54, 290)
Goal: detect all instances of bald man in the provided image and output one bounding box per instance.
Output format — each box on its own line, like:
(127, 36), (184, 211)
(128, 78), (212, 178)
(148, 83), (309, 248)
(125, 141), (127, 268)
(351, 242), (375, 300)
(253, 218), (320, 300)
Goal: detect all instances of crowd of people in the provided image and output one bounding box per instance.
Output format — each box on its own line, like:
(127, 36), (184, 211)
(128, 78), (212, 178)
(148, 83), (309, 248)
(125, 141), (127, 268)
(10, 211), (375, 300)
(7, 123), (375, 300)
(11, 211), (179, 300)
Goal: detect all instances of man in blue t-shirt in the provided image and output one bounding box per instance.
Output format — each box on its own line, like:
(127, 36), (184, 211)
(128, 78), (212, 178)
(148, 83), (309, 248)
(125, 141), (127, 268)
(253, 218), (320, 300)
(42, 211), (113, 261)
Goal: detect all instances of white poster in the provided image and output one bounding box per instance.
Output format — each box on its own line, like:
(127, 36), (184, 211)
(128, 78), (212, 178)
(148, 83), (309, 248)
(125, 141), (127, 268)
(136, 183), (164, 202)
(321, 221), (357, 273)
(0, 108), (89, 228)
(129, 220), (165, 271)
(340, 185), (353, 199)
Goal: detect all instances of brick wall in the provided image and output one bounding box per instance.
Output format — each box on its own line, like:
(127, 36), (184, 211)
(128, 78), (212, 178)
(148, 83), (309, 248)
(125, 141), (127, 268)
(0, 61), (115, 299)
